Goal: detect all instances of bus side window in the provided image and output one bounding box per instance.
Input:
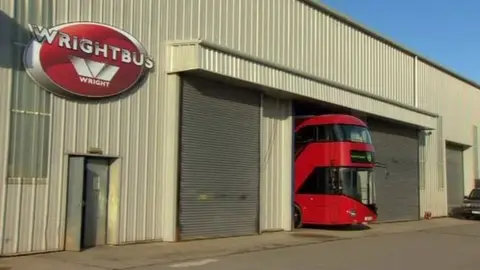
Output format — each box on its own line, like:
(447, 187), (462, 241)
(297, 167), (330, 194)
(317, 125), (331, 141)
(295, 126), (316, 144)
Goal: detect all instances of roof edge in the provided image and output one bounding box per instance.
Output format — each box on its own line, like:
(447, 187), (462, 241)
(198, 39), (439, 118)
(300, 0), (480, 91)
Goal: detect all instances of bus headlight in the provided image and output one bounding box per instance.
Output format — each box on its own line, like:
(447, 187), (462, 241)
(347, 209), (357, 217)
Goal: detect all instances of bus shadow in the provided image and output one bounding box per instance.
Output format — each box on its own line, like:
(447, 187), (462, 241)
(302, 224), (371, 231)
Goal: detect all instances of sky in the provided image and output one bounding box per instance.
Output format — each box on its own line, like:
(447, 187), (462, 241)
(318, 0), (480, 83)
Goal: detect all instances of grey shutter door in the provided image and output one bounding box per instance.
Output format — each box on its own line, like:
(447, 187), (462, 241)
(179, 75), (261, 240)
(446, 144), (464, 213)
(369, 119), (420, 222)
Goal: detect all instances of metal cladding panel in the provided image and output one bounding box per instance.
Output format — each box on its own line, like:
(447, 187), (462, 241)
(260, 95), (293, 232)
(50, 0), (174, 245)
(1, 0), (177, 254)
(474, 126), (479, 180)
(419, 124), (448, 218)
(417, 60), (476, 145)
(167, 0), (478, 220)
(446, 144), (465, 213)
(4, 0), (479, 253)
(179, 76), (261, 240)
(417, 59), (477, 208)
(1, 0), (54, 255)
(368, 119), (420, 222)
(0, 1), (14, 256)
(474, 126), (480, 189)
(168, 0), (476, 220)
(463, 147), (475, 194)
(196, 46), (436, 129)
(169, 0), (415, 105)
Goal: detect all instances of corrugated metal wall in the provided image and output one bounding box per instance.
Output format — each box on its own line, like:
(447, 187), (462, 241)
(165, 0), (479, 208)
(419, 120), (448, 218)
(417, 60), (477, 196)
(166, 0), (479, 201)
(0, 0), (179, 255)
(1, 0), (54, 255)
(260, 95), (292, 232)
(152, 0), (476, 221)
(0, 0), (15, 256)
(3, 0), (480, 255)
(168, 0), (415, 105)
(193, 45), (435, 129)
(49, 0), (178, 248)
(463, 147), (475, 195)
(176, 0), (476, 218)
(417, 61), (477, 145)
(473, 126), (480, 186)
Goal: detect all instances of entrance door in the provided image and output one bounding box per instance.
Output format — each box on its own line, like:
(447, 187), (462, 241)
(82, 158), (110, 248)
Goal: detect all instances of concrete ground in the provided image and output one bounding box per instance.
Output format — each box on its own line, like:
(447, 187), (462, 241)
(0, 218), (478, 270)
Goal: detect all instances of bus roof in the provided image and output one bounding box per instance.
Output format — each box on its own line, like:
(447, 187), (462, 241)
(295, 114), (367, 130)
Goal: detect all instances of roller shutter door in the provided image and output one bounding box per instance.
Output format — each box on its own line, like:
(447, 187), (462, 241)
(446, 144), (464, 213)
(179, 76), (261, 240)
(369, 119), (420, 222)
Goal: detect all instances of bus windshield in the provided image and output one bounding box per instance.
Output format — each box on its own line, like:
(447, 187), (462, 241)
(338, 168), (375, 205)
(333, 124), (372, 144)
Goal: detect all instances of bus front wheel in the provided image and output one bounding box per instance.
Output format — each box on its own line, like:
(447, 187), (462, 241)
(293, 204), (303, 229)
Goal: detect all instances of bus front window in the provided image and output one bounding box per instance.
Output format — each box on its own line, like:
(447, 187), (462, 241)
(338, 168), (375, 205)
(333, 124), (372, 144)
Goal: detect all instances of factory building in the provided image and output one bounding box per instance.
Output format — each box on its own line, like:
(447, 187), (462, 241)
(0, 0), (478, 255)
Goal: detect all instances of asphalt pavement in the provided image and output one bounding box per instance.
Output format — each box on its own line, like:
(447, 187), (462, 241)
(1, 218), (478, 270)
(150, 222), (480, 270)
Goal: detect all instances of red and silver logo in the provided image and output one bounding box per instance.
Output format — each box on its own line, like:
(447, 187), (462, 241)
(23, 22), (155, 99)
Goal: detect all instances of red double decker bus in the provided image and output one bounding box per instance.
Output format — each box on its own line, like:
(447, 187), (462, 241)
(293, 114), (378, 228)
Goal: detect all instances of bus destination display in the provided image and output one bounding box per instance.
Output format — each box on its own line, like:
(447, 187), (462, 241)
(350, 150), (374, 163)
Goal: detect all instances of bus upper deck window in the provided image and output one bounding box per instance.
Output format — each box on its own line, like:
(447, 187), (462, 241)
(296, 126), (316, 143)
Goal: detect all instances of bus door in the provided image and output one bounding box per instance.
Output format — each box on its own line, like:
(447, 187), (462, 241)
(327, 168), (340, 223)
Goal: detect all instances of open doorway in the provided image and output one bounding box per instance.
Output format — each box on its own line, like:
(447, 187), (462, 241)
(65, 156), (114, 251)
(292, 99), (371, 230)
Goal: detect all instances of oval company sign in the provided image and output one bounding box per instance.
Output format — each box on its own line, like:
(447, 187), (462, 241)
(23, 22), (155, 99)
